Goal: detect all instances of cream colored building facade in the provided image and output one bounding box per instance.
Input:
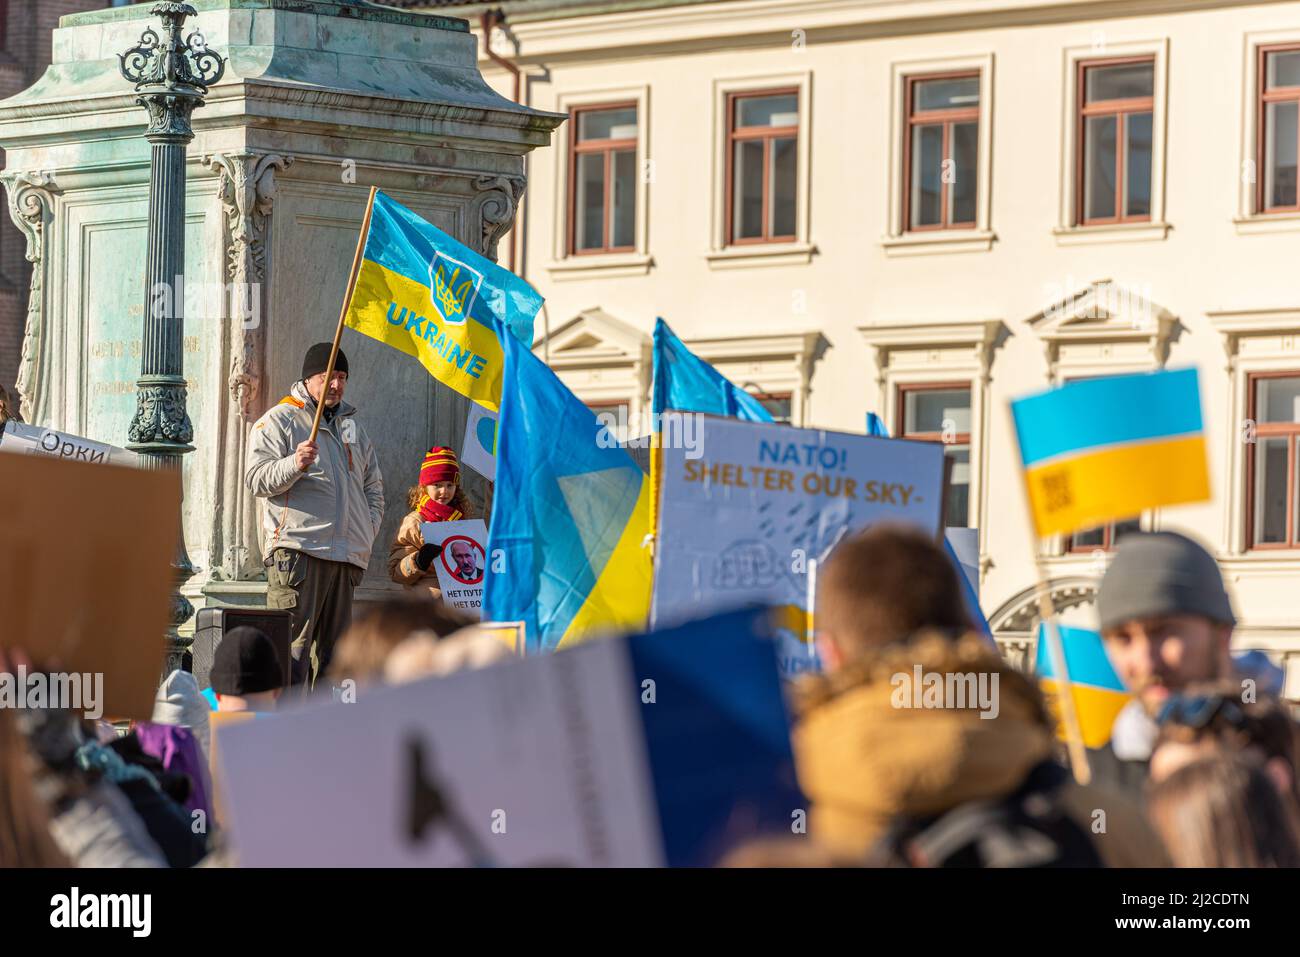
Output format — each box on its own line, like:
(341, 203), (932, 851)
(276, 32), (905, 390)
(432, 0), (1300, 689)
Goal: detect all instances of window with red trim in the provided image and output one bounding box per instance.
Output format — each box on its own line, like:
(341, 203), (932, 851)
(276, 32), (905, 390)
(1247, 372), (1300, 548)
(904, 72), (979, 231)
(1258, 45), (1300, 214)
(1076, 58), (1154, 225)
(897, 383), (971, 527)
(569, 105), (637, 255)
(726, 90), (798, 245)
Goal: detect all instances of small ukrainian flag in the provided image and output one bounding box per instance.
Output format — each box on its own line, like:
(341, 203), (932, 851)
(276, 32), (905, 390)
(1035, 624), (1131, 748)
(1010, 368), (1210, 538)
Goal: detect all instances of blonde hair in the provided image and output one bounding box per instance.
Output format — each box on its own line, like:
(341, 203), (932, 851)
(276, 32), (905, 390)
(406, 484), (473, 519)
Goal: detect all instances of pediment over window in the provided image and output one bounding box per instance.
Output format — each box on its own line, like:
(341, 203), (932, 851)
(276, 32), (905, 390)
(1028, 279), (1175, 376)
(533, 308), (650, 370)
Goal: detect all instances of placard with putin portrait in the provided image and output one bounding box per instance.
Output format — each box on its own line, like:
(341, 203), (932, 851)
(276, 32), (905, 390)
(420, 518), (488, 617)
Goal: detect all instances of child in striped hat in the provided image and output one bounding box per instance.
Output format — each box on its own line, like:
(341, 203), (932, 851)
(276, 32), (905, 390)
(387, 446), (474, 599)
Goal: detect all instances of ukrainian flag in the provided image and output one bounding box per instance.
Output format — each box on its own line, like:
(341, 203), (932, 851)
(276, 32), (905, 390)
(1010, 368), (1210, 538)
(342, 190), (543, 413)
(650, 318), (775, 423)
(649, 318), (773, 535)
(1035, 624), (1131, 748)
(484, 324), (652, 653)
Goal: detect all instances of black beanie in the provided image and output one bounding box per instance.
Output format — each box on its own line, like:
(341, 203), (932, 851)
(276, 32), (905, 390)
(302, 342), (349, 381)
(210, 627), (283, 695)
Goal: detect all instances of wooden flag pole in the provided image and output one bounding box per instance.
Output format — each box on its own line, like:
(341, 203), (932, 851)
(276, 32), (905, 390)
(309, 185), (379, 444)
(1005, 404), (1092, 786)
(1033, 565), (1092, 785)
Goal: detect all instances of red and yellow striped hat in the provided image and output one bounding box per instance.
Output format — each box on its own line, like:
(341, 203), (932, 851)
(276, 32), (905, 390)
(419, 446), (460, 486)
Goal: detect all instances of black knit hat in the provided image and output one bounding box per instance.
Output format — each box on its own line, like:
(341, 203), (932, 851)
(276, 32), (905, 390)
(302, 342), (349, 381)
(210, 627), (284, 695)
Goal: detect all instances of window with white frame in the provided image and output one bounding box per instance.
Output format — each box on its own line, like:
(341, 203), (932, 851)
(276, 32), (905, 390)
(885, 53), (994, 255)
(1207, 309), (1300, 554)
(1057, 39), (1168, 243)
(897, 383), (973, 527)
(1238, 31), (1300, 230)
(709, 72), (813, 268)
(548, 87), (652, 279)
(860, 320), (1005, 555)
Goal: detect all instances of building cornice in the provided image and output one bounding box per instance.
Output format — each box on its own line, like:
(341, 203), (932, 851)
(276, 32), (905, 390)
(464, 0), (1291, 65)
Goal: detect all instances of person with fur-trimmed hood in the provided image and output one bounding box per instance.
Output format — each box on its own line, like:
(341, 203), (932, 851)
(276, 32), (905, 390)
(794, 525), (1170, 867)
(387, 446), (474, 601)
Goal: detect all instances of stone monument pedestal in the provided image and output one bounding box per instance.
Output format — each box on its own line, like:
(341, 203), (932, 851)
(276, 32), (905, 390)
(0, 0), (563, 627)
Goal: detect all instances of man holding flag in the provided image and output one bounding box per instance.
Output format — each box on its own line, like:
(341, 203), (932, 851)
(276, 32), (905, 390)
(246, 343), (385, 692)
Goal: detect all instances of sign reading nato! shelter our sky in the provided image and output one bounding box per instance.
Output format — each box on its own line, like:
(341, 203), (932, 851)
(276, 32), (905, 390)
(652, 416), (945, 678)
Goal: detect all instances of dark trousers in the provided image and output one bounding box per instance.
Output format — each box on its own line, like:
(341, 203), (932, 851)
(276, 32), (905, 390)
(266, 548), (363, 692)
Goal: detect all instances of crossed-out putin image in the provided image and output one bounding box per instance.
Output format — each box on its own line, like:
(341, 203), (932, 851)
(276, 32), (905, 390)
(442, 535), (485, 586)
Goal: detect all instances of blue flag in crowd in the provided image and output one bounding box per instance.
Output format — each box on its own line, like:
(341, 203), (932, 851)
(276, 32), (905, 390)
(484, 323), (653, 653)
(650, 317), (774, 422)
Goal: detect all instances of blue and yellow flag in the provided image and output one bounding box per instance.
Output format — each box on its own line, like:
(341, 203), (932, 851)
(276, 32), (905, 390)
(648, 318), (773, 535)
(1010, 368), (1210, 537)
(342, 190), (543, 413)
(650, 318), (775, 423)
(1035, 624), (1131, 748)
(484, 324), (652, 653)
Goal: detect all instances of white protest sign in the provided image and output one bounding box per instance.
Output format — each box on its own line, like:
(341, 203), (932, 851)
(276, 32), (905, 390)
(652, 415), (945, 679)
(215, 606), (801, 867)
(420, 518), (487, 618)
(0, 421), (138, 467)
(461, 401), (497, 481)
(217, 637), (663, 866)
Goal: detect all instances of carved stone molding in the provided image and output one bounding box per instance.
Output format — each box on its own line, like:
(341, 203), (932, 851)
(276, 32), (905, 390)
(988, 576), (1098, 636)
(0, 170), (59, 423)
(471, 174), (525, 262)
(203, 152), (292, 583)
(128, 379), (194, 445)
(987, 576), (1099, 673)
(204, 151), (293, 418)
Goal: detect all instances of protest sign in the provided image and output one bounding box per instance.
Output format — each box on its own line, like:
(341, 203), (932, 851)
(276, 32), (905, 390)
(420, 518), (487, 618)
(652, 415), (945, 678)
(0, 453), (181, 719)
(0, 420), (139, 467)
(461, 401), (497, 481)
(216, 606), (803, 867)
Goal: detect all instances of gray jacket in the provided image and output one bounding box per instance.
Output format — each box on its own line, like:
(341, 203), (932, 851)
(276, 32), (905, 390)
(245, 380), (385, 570)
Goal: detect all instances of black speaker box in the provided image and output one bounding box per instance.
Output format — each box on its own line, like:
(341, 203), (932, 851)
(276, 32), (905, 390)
(191, 607), (293, 689)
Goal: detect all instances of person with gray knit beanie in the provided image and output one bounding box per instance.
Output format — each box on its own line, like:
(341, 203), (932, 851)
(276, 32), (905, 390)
(1089, 530), (1238, 796)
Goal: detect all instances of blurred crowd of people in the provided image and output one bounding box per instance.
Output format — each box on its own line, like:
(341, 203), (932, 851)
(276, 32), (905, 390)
(2, 521), (1297, 868)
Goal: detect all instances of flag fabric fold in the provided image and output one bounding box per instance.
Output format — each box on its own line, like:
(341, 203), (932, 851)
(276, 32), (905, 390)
(342, 190), (543, 413)
(485, 325), (652, 653)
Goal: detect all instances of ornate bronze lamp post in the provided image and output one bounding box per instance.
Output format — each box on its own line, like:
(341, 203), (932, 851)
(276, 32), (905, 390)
(118, 3), (225, 671)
